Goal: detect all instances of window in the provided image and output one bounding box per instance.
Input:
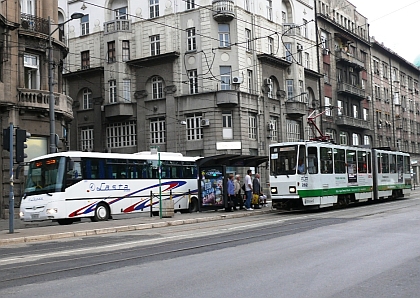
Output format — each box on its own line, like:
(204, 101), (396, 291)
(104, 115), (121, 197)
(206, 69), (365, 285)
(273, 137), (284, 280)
(244, 0), (250, 11)
(122, 79), (131, 102)
(186, 0), (195, 10)
(302, 19), (308, 38)
(297, 45), (302, 64)
(187, 28), (196, 51)
(81, 50), (90, 69)
(286, 79), (293, 100)
(353, 105), (358, 118)
(267, 0), (273, 21)
(107, 121), (137, 148)
(364, 135), (370, 146)
(81, 14), (89, 36)
(281, 11), (286, 23)
(150, 35), (160, 56)
(115, 6), (127, 19)
(267, 78), (274, 98)
(150, 0), (159, 18)
(337, 100), (343, 115)
(363, 108), (368, 121)
(80, 127), (94, 151)
(373, 59), (380, 75)
(339, 132), (348, 145)
(218, 24), (230, 48)
(122, 40), (130, 61)
(284, 42), (292, 62)
(150, 118), (166, 144)
(222, 112), (233, 139)
(352, 133), (360, 145)
(186, 114), (203, 140)
(320, 30), (329, 49)
(248, 114), (257, 139)
(82, 88), (92, 109)
(107, 41), (116, 63)
(304, 52), (310, 68)
(24, 54), (40, 89)
(269, 117), (278, 141)
(152, 76), (163, 99)
(382, 62), (388, 79)
(189, 69), (198, 94)
(21, 0), (34, 14)
(268, 37), (274, 54)
(325, 97), (331, 116)
(220, 66), (231, 90)
(323, 63), (330, 83)
(286, 119), (301, 142)
(245, 29), (252, 51)
(299, 80), (304, 102)
(247, 70), (253, 93)
(109, 80), (117, 103)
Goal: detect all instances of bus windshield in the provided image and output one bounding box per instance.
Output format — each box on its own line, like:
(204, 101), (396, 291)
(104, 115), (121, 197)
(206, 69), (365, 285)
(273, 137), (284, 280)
(24, 157), (66, 196)
(270, 145), (298, 176)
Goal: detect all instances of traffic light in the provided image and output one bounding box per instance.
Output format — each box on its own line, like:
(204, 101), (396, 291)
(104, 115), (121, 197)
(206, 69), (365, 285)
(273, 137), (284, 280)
(16, 129), (31, 163)
(3, 128), (10, 152)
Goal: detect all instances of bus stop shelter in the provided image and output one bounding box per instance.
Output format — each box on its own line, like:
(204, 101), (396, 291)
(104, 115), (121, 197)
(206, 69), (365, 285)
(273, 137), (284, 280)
(196, 154), (268, 211)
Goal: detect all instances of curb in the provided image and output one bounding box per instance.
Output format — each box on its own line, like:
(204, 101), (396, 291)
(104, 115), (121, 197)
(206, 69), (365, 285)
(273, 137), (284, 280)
(0, 209), (272, 246)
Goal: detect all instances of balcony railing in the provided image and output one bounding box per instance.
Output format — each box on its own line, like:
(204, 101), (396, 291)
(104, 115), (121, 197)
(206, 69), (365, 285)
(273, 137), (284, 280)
(336, 115), (370, 130)
(285, 100), (307, 117)
(212, 0), (235, 22)
(18, 89), (73, 119)
(283, 23), (301, 36)
(104, 19), (132, 34)
(20, 13), (66, 42)
(337, 82), (366, 99)
(335, 50), (365, 69)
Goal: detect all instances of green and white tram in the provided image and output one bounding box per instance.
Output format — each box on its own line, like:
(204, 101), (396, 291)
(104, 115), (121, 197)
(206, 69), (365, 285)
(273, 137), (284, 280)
(269, 141), (411, 210)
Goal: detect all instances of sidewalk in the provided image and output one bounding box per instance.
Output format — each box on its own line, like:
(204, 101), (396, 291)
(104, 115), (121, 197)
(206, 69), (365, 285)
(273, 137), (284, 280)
(0, 207), (273, 246)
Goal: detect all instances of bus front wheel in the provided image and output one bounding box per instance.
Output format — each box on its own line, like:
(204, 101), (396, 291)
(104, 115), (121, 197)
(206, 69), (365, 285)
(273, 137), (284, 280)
(92, 202), (110, 222)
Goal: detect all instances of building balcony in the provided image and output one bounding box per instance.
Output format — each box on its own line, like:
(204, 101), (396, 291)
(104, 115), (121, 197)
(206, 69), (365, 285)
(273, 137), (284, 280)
(282, 23), (301, 36)
(284, 100), (307, 117)
(104, 19), (131, 34)
(337, 82), (366, 99)
(335, 50), (365, 70)
(212, 0), (235, 22)
(104, 102), (134, 118)
(336, 115), (370, 130)
(17, 89), (73, 119)
(215, 90), (238, 106)
(20, 13), (65, 42)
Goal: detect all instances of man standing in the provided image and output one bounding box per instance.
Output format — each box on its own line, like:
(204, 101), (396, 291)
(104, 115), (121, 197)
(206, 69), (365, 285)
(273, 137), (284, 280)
(244, 169), (253, 211)
(234, 175), (244, 210)
(252, 173), (262, 209)
(227, 174), (236, 211)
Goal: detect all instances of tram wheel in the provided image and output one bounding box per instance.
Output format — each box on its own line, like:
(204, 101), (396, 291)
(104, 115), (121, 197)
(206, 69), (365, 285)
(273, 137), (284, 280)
(92, 202), (110, 222)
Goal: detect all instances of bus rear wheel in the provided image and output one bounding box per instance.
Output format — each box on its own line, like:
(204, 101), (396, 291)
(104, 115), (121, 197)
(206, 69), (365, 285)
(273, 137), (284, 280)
(91, 202), (110, 222)
(189, 197), (199, 213)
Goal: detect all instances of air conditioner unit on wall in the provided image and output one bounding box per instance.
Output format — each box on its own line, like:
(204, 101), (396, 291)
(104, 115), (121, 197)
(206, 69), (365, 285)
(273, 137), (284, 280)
(264, 78), (272, 85)
(322, 48), (329, 55)
(232, 77), (243, 84)
(201, 119), (210, 126)
(297, 44), (303, 51)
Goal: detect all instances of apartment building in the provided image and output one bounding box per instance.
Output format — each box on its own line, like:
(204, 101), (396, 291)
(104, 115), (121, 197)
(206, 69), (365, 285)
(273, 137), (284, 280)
(315, 0), (372, 145)
(371, 39), (420, 184)
(0, 0), (74, 216)
(64, 0), (320, 157)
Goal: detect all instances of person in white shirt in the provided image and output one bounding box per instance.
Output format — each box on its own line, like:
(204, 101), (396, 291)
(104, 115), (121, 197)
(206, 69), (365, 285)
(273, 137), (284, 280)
(244, 169), (253, 210)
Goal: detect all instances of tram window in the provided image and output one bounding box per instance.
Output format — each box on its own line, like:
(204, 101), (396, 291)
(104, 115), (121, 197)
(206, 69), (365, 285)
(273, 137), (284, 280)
(334, 148), (346, 174)
(357, 151), (368, 173)
(381, 153), (389, 173)
(377, 154), (382, 173)
(404, 156), (410, 174)
(297, 145), (306, 174)
(320, 147), (333, 174)
(389, 155), (397, 173)
(367, 152), (372, 173)
(346, 150), (356, 175)
(307, 147), (318, 174)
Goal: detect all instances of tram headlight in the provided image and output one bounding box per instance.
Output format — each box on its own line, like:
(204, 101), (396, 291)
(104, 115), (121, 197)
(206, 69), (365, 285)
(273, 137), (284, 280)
(271, 187), (278, 194)
(46, 208), (58, 214)
(289, 186), (296, 193)
(19, 211), (24, 218)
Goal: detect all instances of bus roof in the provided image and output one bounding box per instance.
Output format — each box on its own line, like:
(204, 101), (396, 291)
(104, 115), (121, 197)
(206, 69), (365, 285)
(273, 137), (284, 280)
(28, 151), (202, 163)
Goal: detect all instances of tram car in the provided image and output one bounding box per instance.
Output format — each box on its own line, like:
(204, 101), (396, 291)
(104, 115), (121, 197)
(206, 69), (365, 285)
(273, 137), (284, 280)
(269, 141), (412, 210)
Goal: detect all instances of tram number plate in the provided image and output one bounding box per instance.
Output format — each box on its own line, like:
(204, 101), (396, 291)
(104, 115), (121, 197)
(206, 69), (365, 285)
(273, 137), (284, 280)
(31, 214), (39, 219)
(305, 198), (314, 204)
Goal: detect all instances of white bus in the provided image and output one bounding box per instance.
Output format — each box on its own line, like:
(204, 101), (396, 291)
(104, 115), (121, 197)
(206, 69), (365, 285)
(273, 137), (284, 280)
(19, 151), (200, 225)
(269, 141), (411, 210)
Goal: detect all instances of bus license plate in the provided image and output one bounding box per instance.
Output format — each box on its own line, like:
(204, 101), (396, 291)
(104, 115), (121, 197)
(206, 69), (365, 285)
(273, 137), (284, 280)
(31, 214), (39, 219)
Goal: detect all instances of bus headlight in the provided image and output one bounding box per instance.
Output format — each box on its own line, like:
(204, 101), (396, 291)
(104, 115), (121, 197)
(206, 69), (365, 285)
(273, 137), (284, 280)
(46, 208), (58, 214)
(271, 187), (277, 194)
(289, 186), (296, 193)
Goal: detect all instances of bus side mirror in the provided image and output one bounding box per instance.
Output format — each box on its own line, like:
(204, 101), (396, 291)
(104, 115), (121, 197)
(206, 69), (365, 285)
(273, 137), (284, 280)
(68, 160), (74, 171)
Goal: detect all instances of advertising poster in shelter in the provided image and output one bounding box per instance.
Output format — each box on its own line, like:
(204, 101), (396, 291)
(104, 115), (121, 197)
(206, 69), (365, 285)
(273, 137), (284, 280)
(200, 167), (224, 207)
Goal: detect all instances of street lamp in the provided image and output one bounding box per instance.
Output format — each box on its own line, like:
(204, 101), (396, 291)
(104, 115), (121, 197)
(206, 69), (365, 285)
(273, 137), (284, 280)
(48, 12), (84, 154)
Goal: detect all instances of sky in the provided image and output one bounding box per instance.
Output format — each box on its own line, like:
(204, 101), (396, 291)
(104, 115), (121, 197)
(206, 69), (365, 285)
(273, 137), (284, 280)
(348, 0), (420, 64)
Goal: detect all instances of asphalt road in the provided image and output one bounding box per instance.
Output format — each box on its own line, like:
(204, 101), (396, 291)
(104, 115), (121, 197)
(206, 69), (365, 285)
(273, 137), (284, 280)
(1, 198), (420, 297)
